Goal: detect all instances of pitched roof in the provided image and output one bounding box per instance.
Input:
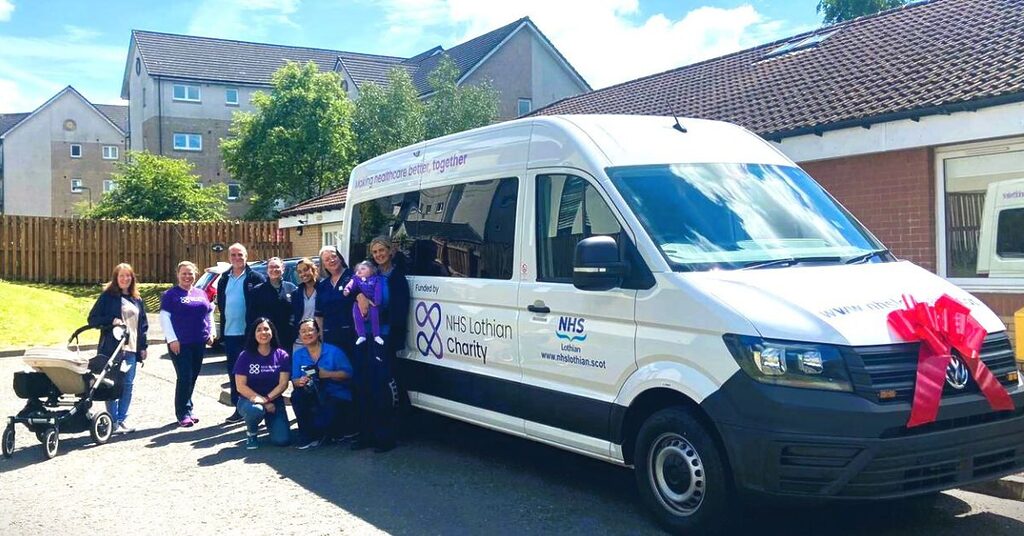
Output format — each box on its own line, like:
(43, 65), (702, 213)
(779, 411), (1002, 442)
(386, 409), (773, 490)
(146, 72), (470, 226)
(279, 188), (347, 217)
(94, 104), (128, 133)
(127, 17), (585, 100)
(533, 0), (1024, 140)
(0, 113), (30, 137)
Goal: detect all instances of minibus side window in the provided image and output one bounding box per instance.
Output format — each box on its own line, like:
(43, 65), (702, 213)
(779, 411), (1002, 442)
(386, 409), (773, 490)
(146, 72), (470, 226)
(348, 191), (420, 264)
(405, 177), (519, 279)
(996, 208), (1024, 258)
(536, 174), (624, 282)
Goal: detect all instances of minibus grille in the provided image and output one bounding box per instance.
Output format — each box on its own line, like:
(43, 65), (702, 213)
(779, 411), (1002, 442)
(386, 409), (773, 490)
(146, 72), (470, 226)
(847, 333), (1018, 404)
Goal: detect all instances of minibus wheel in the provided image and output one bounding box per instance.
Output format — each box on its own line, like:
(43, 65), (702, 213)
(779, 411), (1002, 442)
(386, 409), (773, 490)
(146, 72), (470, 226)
(634, 407), (729, 535)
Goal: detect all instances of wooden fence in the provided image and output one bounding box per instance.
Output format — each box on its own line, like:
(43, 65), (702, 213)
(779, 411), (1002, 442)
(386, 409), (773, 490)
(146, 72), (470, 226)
(0, 216), (291, 284)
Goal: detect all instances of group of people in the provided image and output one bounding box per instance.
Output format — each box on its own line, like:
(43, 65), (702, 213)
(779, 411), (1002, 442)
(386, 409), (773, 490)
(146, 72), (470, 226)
(87, 237), (409, 453)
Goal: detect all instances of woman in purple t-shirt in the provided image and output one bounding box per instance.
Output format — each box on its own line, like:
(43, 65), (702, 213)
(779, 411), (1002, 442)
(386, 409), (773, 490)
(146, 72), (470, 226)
(160, 261), (214, 428)
(233, 317), (291, 449)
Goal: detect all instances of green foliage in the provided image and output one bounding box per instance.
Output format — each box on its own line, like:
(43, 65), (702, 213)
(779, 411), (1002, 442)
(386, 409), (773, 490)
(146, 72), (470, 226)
(817, 0), (907, 25)
(221, 61), (356, 220)
(424, 55), (499, 140)
(352, 68), (426, 163)
(82, 151), (227, 221)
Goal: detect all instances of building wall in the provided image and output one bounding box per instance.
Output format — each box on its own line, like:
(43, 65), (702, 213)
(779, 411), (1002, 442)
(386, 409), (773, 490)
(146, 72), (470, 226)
(50, 140), (122, 217)
(464, 28), (533, 120)
(2, 90), (125, 216)
(800, 148), (936, 272)
(288, 224), (323, 259)
(530, 32), (589, 112)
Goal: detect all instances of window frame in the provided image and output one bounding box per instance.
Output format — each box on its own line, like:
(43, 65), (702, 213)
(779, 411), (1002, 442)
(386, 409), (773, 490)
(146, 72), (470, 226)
(70, 144), (82, 158)
(70, 179), (83, 193)
(102, 145), (118, 160)
(172, 133), (202, 152)
(225, 87), (239, 106)
(172, 83), (201, 102)
(935, 136), (1024, 292)
(517, 98), (532, 117)
(103, 179), (117, 193)
(227, 182), (241, 201)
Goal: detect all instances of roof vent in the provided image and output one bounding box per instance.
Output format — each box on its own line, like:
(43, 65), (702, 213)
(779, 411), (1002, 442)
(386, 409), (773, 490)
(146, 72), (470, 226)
(765, 30), (837, 58)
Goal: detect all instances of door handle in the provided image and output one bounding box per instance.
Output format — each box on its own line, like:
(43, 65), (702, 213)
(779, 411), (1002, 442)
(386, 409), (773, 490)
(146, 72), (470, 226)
(527, 303), (550, 314)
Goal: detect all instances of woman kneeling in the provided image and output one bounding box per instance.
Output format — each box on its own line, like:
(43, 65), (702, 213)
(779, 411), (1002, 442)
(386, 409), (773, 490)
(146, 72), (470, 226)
(291, 318), (354, 449)
(234, 317), (291, 449)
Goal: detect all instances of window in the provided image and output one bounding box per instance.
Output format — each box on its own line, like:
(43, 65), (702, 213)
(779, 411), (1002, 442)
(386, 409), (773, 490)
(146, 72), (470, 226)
(348, 177), (519, 279)
(173, 133), (202, 151)
(142, 86), (146, 108)
(70, 144), (82, 158)
(70, 179), (83, 193)
(172, 84), (201, 102)
(996, 208), (1024, 258)
(225, 88), (239, 105)
(322, 224), (343, 247)
(227, 183), (241, 201)
(939, 142), (1024, 280)
(517, 98), (532, 117)
(102, 146), (118, 160)
(103, 180), (117, 193)
(766, 30), (837, 58)
(536, 174), (623, 282)
(195, 181), (204, 189)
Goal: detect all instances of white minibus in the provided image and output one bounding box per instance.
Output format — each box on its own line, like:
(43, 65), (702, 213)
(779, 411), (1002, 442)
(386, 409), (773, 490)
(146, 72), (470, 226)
(342, 115), (1023, 533)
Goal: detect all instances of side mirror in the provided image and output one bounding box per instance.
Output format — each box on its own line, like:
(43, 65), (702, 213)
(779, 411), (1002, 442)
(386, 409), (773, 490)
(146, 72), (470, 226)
(573, 236), (627, 291)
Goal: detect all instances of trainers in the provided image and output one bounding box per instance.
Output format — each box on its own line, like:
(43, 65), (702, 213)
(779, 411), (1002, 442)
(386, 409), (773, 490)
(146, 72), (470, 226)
(117, 420), (136, 434)
(296, 438), (323, 450)
(178, 417), (194, 428)
(225, 412), (243, 424)
(187, 414), (199, 424)
(355, 336), (367, 345)
(245, 435), (259, 450)
(112, 422), (125, 434)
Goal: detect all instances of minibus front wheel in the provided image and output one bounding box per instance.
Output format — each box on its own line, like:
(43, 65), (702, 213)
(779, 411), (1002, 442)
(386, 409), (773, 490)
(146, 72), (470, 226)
(635, 407), (730, 535)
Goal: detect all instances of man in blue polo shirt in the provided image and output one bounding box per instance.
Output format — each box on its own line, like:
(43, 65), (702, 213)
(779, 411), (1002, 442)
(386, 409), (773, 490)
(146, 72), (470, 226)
(216, 243), (266, 423)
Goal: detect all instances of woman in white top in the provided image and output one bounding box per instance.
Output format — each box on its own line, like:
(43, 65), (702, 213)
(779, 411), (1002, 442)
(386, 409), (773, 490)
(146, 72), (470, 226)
(87, 262), (149, 434)
(290, 257), (319, 351)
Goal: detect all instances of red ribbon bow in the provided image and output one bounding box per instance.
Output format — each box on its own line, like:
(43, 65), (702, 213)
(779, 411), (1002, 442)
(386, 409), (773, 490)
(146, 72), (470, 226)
(887, 294), (1014, 427)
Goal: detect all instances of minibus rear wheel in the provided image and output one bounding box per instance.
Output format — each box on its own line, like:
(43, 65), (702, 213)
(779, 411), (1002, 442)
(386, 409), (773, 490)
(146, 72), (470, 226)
(634, 407), (729, 535)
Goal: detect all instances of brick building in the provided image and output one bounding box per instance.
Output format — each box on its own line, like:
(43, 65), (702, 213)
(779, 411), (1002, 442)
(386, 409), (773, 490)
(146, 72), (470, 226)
(532, 0), (1024, 334)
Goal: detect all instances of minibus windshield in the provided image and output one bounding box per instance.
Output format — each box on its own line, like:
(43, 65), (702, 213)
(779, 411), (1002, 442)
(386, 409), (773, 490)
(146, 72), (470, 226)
(608, 163), (887, 271)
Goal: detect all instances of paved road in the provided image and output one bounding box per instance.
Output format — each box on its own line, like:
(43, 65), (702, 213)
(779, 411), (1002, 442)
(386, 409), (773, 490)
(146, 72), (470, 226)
(2, 344), (1023, 535)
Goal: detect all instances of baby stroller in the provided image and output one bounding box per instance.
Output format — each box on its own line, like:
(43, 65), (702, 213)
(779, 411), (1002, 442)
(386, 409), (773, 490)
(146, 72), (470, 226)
(2, 324), (129, 460)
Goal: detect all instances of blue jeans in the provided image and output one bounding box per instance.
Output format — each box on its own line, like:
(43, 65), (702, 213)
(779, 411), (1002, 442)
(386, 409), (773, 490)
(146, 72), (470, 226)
(106, 351), (137, 423)
(223, 336), (245, 406)
(171, 343), (205, 421)
(236, 398), (290, 446)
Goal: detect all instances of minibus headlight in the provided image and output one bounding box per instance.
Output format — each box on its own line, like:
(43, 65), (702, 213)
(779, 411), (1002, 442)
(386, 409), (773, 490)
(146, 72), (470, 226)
(724, 335), (853, 392)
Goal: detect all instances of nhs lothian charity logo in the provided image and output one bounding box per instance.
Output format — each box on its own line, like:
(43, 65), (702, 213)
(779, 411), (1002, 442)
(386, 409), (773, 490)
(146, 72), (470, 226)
(555, 316), (587, 343)
(416, 301), (443, 359)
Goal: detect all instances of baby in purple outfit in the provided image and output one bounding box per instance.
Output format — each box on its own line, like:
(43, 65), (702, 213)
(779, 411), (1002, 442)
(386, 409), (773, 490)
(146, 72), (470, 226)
(343, 261), (385, 345)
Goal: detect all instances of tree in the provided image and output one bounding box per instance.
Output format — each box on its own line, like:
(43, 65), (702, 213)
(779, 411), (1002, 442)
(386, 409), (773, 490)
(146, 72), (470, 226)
(424, 55), (499, 140)
(352, 68), (426, 164)
(221, 61), (356, 220)
(82, 151), (227, 221)
(817, 0), (908, 25)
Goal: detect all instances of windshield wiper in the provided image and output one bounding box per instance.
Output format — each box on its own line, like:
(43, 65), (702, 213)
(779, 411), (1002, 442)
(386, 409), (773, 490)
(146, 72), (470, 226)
(844, 249), (889, 264)
(740, 256), (843, 270)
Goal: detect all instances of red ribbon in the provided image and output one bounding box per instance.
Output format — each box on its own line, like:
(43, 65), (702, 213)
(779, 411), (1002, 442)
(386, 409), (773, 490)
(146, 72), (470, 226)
(887, 294), (1015, 428)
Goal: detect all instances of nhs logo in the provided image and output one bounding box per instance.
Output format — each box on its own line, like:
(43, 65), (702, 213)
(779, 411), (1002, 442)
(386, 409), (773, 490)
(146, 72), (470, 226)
(555, 316), (587, 343)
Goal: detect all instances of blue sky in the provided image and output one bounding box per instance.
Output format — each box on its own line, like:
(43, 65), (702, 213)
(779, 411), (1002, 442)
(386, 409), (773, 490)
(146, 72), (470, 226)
(0, 0), (825, 113)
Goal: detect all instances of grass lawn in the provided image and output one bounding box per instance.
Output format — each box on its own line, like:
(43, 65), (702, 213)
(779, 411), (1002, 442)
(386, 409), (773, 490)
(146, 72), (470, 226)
(0, 280), (170, 350)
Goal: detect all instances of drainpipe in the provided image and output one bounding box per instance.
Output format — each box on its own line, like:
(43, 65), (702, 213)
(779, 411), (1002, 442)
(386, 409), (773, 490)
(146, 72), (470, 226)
(157, 77), (164, 155)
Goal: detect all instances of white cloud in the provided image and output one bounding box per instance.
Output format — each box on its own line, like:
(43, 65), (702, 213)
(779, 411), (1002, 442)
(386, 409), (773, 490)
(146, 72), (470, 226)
(0, 31), (126, 112)
(0, 0), (13, 22)
(375, 1), (806, 89)
(187, 0), (301, 41)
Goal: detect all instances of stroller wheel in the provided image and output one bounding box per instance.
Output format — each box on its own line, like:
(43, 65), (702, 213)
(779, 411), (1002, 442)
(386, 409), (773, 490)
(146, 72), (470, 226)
(42, 427), (59, 460)
(2, 425), (14, 458)
(90, 412), (113, 445)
